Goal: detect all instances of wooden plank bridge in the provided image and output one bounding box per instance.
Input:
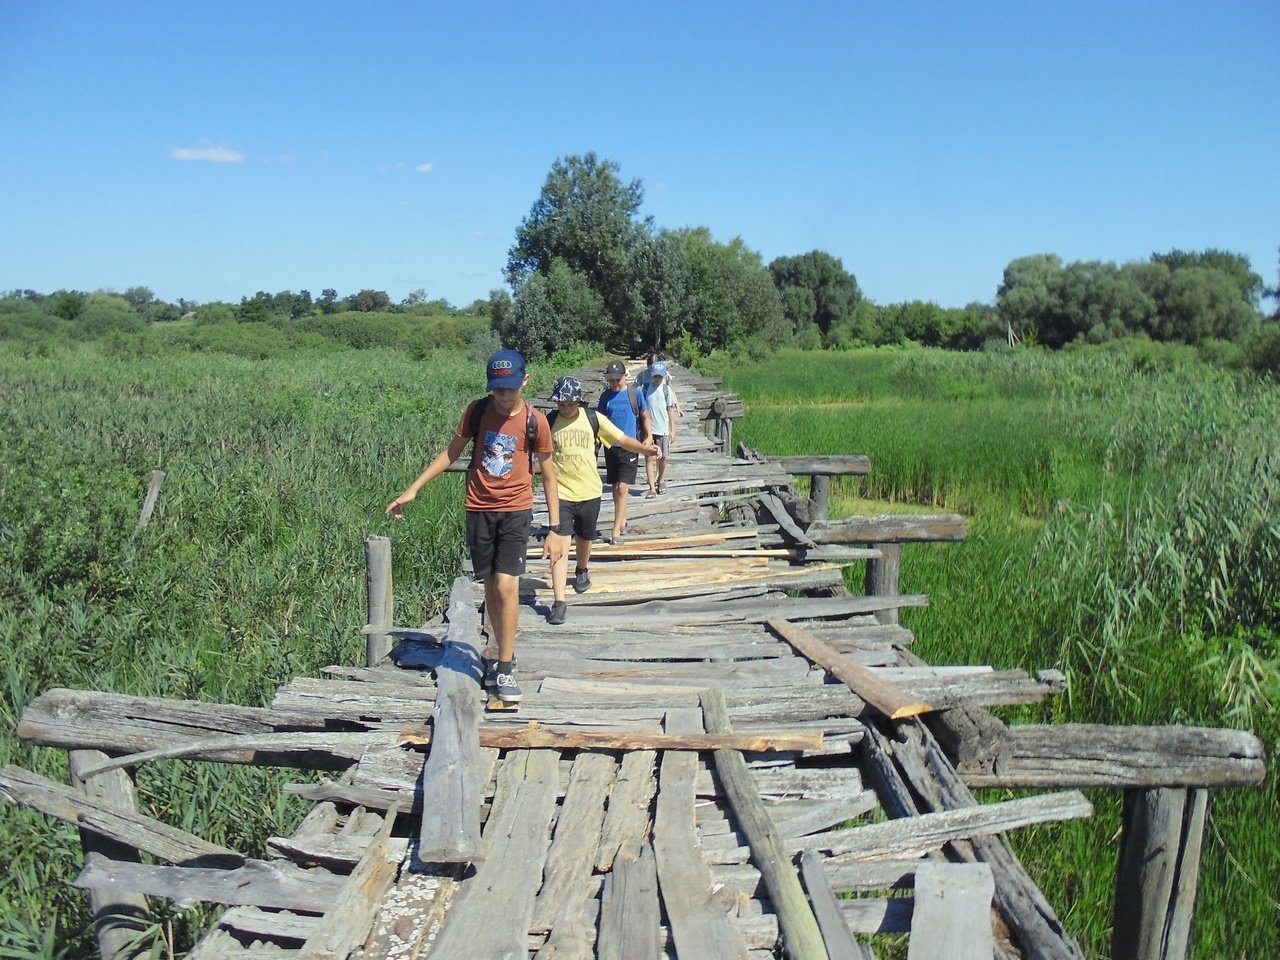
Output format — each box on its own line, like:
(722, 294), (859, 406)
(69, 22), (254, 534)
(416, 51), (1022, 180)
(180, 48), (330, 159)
(1, 361), (1265, 960)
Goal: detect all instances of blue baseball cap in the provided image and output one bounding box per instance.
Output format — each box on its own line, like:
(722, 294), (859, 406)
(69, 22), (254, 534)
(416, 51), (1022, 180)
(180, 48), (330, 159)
(651, 361), (669, 377)
(486, 348), (526, 390)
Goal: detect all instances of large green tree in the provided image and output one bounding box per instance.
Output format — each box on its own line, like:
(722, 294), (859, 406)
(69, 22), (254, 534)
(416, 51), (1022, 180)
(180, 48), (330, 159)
(768, 251), (861, 340)
(506, 152), (651, 335)
(678, 228), (787, 349)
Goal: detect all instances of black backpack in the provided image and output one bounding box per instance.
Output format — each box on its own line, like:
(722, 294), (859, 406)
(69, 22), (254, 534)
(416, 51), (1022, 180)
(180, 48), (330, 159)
(466, 395), (538, 472)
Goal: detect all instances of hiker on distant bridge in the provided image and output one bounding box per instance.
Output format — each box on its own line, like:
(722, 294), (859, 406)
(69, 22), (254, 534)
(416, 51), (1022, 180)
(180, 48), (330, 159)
(385, 348), (563, 703)
(640, 360), (678, 498)
(596, 359), (651, 545)
(545, 376), (660, 625)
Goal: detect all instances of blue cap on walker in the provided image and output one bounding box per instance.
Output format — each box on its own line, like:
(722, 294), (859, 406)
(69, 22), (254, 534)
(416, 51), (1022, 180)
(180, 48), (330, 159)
(486, 348), (526, 390)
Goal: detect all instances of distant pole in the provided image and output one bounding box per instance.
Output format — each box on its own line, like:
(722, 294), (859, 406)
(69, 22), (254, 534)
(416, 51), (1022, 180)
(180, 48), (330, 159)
(810, 475), (831, 521)
(364, 536), (393, 666)
(135, 470), (166, 531)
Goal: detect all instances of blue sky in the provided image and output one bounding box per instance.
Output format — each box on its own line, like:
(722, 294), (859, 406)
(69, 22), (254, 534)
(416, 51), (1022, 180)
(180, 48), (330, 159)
(2, 1), (1277, 309)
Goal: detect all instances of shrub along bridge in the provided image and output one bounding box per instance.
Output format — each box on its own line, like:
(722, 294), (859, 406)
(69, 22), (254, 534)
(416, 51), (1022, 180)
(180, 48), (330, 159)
(1, 361), (1265, 960)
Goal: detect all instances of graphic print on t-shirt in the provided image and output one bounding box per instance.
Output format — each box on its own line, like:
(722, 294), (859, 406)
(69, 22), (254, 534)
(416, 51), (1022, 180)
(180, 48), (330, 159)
(482, 431), (516, 477)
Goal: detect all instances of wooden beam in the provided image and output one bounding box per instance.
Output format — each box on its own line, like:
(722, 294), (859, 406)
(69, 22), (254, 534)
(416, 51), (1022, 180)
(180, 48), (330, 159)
(808, 514), (966, 544)
(774, 456), (872, 477)
(399, 724), (823, 754)
(701, 689), (829, 960)
(906, 862), (995, 960)
(364, 535), (393, 667)
(766, 619), (932, 720)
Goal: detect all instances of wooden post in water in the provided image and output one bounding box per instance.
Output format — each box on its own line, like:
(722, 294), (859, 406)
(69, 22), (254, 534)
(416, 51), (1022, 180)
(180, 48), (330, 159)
(68, 750), (150, 960)
(364, 535), (393, 667)
(1112, 786), (1208, 960)
(864, 542), (902, 625)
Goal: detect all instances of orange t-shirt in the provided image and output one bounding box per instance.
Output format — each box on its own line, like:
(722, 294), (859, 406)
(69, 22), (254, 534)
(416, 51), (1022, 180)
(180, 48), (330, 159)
(456, 399), (553, 512)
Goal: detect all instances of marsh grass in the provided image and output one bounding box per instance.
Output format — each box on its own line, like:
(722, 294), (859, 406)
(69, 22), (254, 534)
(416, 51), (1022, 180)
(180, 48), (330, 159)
(723, 346), (1279, 959)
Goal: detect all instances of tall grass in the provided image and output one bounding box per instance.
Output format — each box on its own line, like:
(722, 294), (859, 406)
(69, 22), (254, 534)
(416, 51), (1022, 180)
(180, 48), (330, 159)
(721, 347), (1279, 959)
(0, 345), (513, 954)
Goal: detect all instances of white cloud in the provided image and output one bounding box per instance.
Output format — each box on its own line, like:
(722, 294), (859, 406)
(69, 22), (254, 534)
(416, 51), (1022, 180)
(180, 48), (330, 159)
(415, 162), (434, 174)
(171, 141), (244, 163)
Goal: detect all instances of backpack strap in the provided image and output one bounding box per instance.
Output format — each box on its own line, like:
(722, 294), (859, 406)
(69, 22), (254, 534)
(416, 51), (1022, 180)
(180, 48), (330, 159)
(548, 407), (599, 442)
(627, 383), (639, 417)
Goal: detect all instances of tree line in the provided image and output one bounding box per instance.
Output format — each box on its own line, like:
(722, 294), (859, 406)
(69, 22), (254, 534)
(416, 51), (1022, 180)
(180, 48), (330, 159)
(3, 150), (1278, 374)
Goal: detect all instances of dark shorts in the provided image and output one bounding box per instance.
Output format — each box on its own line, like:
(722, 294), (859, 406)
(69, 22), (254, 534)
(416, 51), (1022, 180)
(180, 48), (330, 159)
(555, 498), (601, 541)
(605, 446), (639, 486)
(465, 509), (532, 579)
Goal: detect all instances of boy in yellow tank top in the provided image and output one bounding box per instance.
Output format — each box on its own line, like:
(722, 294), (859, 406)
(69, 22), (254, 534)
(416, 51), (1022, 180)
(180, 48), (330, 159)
(546, 376), (660, 625)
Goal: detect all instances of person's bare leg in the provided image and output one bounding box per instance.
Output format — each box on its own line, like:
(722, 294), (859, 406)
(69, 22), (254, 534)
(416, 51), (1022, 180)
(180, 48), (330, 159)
(576, 536), (592, 570)
(645, 453), (657, 494)
(486, 572), (521, 663)
(612, 482), (629, 540)
(551, 551), (568, 603)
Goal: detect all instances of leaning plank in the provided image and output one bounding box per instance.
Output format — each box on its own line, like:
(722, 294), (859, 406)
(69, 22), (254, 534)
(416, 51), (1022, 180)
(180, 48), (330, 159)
(417, 578), (486, 863)
(427, 749), (560, 959)
(700, 689), (827, 960)
(599, 843), (662, 960)
(399, 724), (823, 753)
(757, 492), (818, 548)
(766, 619), (932, 719)
(295, 801), (403, 960)
(0, 765), (240, 865)
(74, 858), (345, 912)
(653, 707), (750, 960)
(69, 731), (384, 779)
(906, 862), (995, 960)
(798, 851), (873, 960)
(823, 792), (1093, 861)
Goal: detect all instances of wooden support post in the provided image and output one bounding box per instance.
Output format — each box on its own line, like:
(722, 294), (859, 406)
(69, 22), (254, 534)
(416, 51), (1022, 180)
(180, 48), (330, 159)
(364, 535), (393, 667)
(135, 470), (166, 532)
(1112, 787), (1208, 960)
(864, 542), (902, 625)
(68, 750), (150, 960)
(810, 474), (831, 521)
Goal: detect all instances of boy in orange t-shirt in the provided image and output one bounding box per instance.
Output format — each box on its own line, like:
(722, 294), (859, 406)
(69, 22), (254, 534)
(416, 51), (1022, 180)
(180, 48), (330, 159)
(386, 349), (564, 702)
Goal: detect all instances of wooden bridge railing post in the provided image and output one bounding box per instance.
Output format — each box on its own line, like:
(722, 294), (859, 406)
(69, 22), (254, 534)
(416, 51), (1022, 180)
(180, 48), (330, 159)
(1111, 786), (1208, 960)
(364, 535), (393, 667)
(68, 750), (150, 960)
(810, 474), (831, 521)
(864, 543), (902, 625)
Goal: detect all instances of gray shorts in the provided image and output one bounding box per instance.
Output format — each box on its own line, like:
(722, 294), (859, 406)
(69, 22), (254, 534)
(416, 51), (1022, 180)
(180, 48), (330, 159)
(650, 434), (670, 459)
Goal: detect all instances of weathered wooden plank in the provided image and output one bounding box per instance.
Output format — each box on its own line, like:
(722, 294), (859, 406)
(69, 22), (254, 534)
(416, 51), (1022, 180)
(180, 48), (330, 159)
(757, 492), (818, 548)
(532, 752), (616, 934)
(653, 707), (750, 960)
(426, 750), (560, 959)
(798, 850), (872, 960)
(17, 688), (352, 765)
(400, 724), (823, 753)
(599, 843), (662, 960)
(294, 801), (402, 959)
(807, 514), (967, 544)
(1, 764), (241, 865)
(773, 456), (872, 477)
(958, 724), (1266, 789)
(767, 619), (932, 719)
(700, 689), (827, 960)
(74, 858), (345, 912)
(596, 750), (658, 871)
(417, 578), (486, 863)
(822, 791), (1093, 861)
(267, 832), (410, 869)
(906, 861), (995, 960)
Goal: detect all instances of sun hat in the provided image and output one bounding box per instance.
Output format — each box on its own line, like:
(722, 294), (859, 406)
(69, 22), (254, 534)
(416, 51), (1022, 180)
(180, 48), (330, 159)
(486, 348), (526, 390)
(550, 376), (584, 403)
(604, 360), (626, 378)
(651, 361), (669, 378)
